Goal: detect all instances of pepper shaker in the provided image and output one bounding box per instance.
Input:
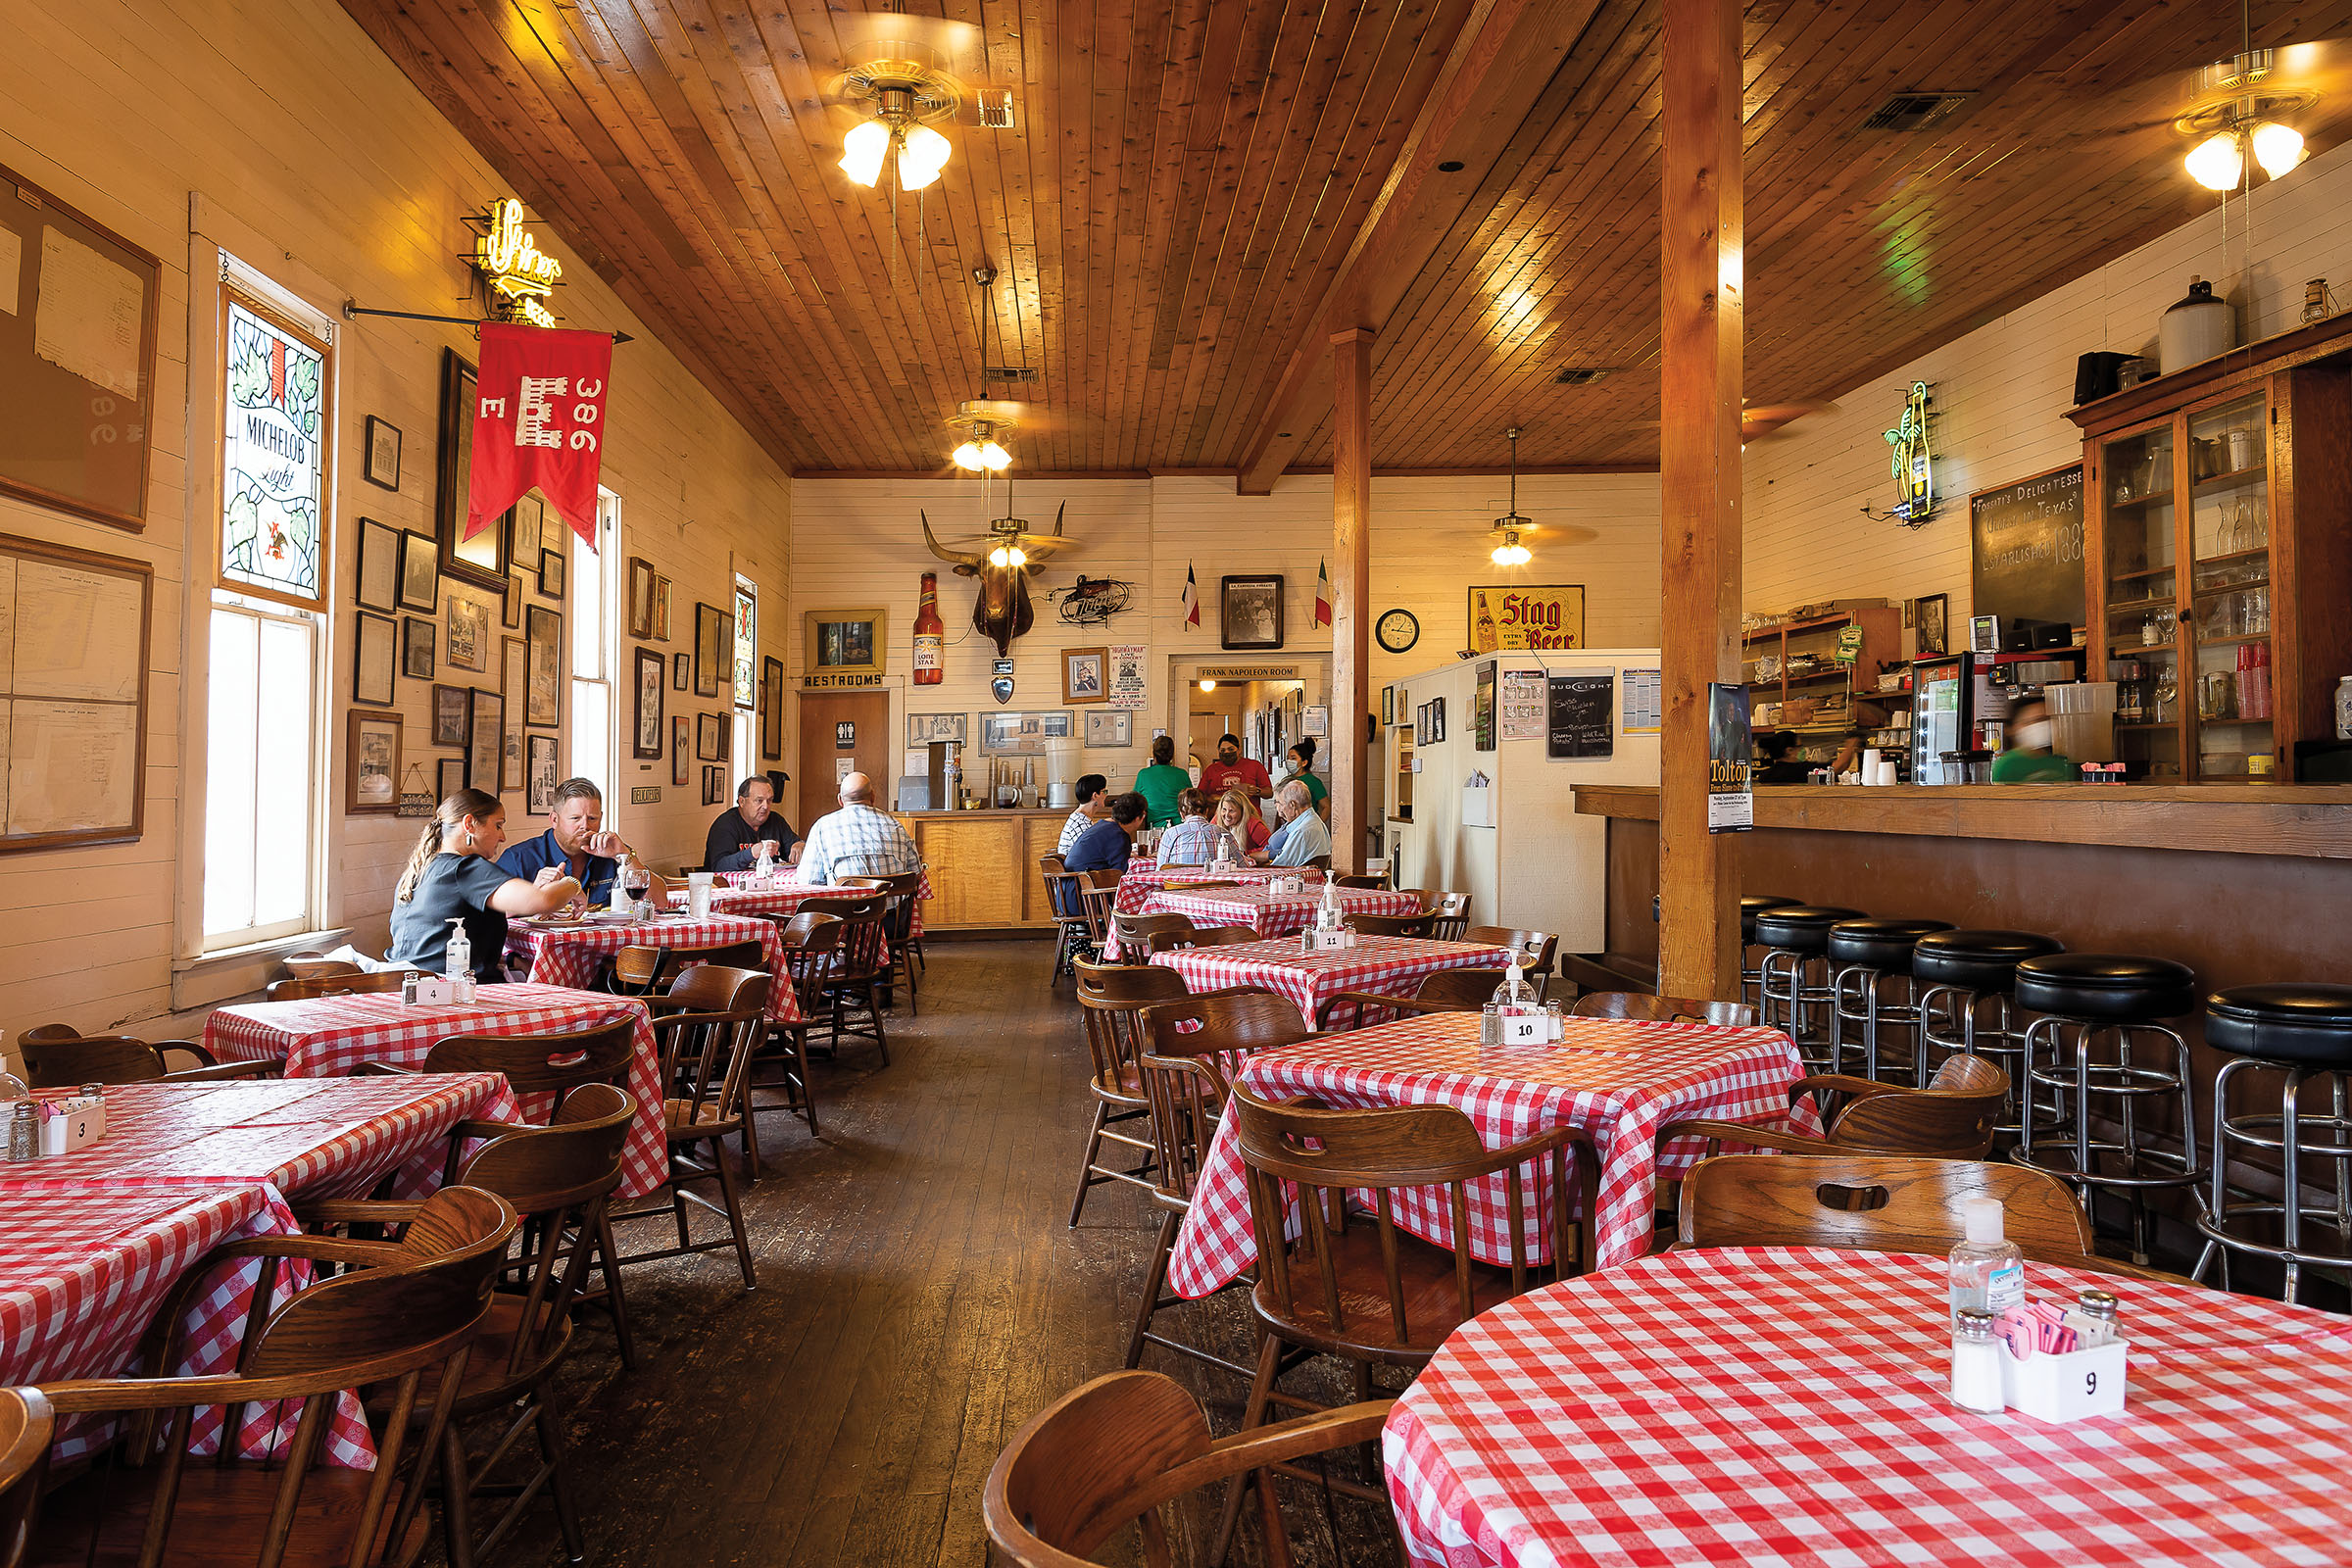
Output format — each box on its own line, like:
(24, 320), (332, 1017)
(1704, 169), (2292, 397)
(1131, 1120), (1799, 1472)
(6, 1102), (35, 1162)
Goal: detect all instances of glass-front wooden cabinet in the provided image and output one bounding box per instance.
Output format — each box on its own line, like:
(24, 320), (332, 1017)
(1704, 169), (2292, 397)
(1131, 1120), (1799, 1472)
(2098, 418), (2180, 778)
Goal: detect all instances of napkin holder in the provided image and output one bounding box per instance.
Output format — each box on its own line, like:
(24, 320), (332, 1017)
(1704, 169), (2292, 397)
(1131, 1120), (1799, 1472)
(1997, 1339), (2127, 1422)
(36, 1093), (105, 1155)
(1301, 927), (1356, 953)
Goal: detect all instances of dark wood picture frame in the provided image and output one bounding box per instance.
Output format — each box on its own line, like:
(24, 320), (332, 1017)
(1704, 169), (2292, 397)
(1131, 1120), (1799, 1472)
(672, 651), (690, 691)
(356, 517), (400, 613)
(430, 683), (468, 747)
(524, 604), (563, 728)
(504, 569), (523, 629)
(433, 347), (512, 595)
(633, 647), (665, 759)
(354, 610), (397, 708)
(698, 711), (721, 761)
(761, 656), (785, 760)
(1914, 592), (1950, 657)
(0, 534), (155, 854)
(500, 636), (527, 790)
(672, 715), (690, 787)
(695, 602), (727, 697)
(628, 556), (657, 638)
(539, 547), (565, 600)
(398, 531), (439, 612)
(364, 416), (402, 490)
(1220, 574), (1285, 651)
(345, 709), (401, 814)
(437, 756), (466, 802)
(525, 733), (559, 814)
(467, 687), (502, 793)
(402, 616), (434, 680)
(444, 589), (490, 673)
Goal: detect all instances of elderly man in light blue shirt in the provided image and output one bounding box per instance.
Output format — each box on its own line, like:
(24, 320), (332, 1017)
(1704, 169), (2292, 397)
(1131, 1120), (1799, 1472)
(1265, 779), (1332, 866)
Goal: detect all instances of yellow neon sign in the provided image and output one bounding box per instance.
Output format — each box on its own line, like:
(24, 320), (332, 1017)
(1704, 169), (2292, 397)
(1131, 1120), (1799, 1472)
(473, 198), (564, 327)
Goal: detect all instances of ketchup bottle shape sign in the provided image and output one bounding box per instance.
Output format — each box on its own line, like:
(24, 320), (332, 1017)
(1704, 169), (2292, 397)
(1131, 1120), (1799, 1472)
(913, 571), (945, 684)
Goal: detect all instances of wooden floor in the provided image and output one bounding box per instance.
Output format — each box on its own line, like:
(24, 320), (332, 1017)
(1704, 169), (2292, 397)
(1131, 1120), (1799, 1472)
(516, 939), (1391, 1568)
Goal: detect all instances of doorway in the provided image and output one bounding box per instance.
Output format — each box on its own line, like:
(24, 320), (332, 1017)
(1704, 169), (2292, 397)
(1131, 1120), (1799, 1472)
(1168, 656), (1331, 773)
(796, 688), (892, 830)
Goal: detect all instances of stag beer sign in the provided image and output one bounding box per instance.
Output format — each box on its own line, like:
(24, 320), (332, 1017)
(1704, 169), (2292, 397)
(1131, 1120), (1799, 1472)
(1468, 585), (1585, 654)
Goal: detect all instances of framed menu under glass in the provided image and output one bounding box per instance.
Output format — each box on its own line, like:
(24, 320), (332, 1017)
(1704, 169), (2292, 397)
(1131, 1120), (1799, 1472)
(0, 532), (153, 851)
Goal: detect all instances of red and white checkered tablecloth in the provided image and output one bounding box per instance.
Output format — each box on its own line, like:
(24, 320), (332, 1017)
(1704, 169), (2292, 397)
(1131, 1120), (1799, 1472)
(0, 1076), (521, 1202)
(1152, 884), (1423, 938)
(505, 913), (803, 1027)
(1164, 1012), (1814, 1298)
(705, 868), (933, 940)
(1148, 935), (1511, 1028)
(203, 984), (667, 1199)
(1386, 1246), (2352, 1568)
(1113, 862), (1306, 919)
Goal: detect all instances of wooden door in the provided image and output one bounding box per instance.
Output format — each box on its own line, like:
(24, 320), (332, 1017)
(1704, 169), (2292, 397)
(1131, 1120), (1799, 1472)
(796, 690), (892, 828)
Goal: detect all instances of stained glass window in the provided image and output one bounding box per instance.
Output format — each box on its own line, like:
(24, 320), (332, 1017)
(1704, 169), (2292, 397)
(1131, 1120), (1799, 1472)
(733, 580), (758, 710)
(220, 298), (327, 605)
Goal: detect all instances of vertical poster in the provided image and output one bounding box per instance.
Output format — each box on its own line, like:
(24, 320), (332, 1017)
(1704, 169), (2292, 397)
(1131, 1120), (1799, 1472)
(1620, 667), (1662, 734)
(1473, 661), (1496, 752)
(1105, 644), (1148, 709)
(1706, 682), (1753, 833)
(1545, 669), (1614, 760)
(1498, 670), (1545, 740)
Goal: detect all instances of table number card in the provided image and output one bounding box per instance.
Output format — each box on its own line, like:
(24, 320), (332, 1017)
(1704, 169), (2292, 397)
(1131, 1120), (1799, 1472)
(1501, 1012), (1548, 1046)
(1302, 928), (1356, 953)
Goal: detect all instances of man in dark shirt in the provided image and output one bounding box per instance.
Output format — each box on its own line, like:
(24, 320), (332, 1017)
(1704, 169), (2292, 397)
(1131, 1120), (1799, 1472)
(496, 778), (662, 906)
(1065, 792), (1146, 876)
(705, 773), (800, 872)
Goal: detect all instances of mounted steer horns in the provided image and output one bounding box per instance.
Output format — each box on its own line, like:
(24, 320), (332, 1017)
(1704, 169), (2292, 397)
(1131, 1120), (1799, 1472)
(920, 501), (1071, 658)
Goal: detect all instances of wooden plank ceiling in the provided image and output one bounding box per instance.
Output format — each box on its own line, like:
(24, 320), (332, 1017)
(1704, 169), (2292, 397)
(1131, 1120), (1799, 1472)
(341, 0), (2352, 477)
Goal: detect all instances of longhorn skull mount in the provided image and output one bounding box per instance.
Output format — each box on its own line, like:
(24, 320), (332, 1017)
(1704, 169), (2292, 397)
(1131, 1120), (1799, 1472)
(920, 500), (1072, 657)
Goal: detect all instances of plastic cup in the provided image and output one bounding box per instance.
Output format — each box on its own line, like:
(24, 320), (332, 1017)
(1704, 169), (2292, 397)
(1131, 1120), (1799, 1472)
(687, 871), (714, 918)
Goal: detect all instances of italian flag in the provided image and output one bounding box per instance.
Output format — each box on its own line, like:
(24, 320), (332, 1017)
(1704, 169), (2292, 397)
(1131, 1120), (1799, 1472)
(1182, 563), (1200, 628)
(1314, 560), (1332, 628)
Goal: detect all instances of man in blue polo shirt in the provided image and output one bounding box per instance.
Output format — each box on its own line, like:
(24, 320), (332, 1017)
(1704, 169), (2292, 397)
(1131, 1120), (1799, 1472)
(498, 777), (667, 906)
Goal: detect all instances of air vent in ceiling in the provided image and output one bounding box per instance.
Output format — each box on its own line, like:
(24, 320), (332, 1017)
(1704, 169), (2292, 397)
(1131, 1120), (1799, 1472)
(984, 366), (1036, 382)
(977, 88), (1016, 130)
(1553, 367), (1613, 386)
(1860, 92), (1974, 132)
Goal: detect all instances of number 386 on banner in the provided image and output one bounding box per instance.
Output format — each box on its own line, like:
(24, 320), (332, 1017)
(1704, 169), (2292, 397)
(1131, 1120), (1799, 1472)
(465, 321), (614, 549)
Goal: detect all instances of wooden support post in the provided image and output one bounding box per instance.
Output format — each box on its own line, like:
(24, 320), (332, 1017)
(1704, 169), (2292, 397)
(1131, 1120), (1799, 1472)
(1657, 0), (1743, 1000)
(1330, 326), (1375, 874)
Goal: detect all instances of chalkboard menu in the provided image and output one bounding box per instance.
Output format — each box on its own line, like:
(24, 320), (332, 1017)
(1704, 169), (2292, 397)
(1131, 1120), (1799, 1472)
(1970, 464), (2084, 630)
(1546, 670), (1615, 760)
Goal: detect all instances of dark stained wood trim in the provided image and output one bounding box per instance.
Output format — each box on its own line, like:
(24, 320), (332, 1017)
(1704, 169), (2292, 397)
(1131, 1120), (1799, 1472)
(2069, 312), (2352, 438)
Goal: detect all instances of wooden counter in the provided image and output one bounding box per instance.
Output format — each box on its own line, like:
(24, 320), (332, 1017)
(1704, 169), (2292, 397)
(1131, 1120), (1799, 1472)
(895, 808), (1074, 932)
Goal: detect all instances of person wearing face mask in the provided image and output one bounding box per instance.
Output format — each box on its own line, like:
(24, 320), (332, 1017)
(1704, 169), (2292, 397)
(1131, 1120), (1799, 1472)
(1990, 696), (2077, 783)
(1200, 732), (1273, 806)
(704, 773), (802, 871)
(1276, 737), (1329, 817)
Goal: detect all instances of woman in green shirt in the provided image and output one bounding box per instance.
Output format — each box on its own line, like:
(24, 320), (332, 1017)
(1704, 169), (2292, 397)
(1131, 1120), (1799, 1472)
(1284, 739), (1330, 811)
(1132, 734), (1193, 826)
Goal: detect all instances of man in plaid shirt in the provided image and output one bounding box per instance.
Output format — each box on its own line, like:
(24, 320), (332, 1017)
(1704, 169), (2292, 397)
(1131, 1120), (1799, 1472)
(798, 771), (922, 886)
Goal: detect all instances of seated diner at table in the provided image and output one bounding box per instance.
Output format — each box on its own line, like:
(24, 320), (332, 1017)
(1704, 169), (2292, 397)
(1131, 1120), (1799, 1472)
(1212, 787), (1272, 861)
(1153, 788), (1220, 865)
(1264, 779), (1331, 867)
(387, 789), (582, 981)
(1064, 791), (1147, 875)
(797, 771), (922, 885)
(705, 772), (801, 871)
(1056, 772), (1110, 855)
(498, 776), (666, 905)
(1130, 734), (1192, 827)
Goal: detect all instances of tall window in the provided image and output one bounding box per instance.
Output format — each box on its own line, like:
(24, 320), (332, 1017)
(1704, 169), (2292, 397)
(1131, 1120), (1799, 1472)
(731, 576), (758, 773)
(568, 489), (621, 788)
(204, 282), (330, 948)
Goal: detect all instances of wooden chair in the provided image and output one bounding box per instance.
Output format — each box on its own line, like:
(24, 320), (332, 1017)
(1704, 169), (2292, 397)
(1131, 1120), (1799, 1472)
(742, 914), (836, 1157)
(1127, 989), (1305, 1379)
(1108, 910), (1196, 960)
(1217, 1089), (1594, 1555)
(1661, 1054), (2010, 1161)
(1180, 924), (1264, 949)
(1312, 967), (1532, 1031)
(264, 970), (412, 1001)
(608, 966), (767, 1291)
(983, 1370), (1393, 1568)
(810, 894), (892, 1067)
(364, 1019), (638, 1103)
(1040, 856), (1094, 984)
(0, 1388), (49, 1568)
(1331, 873), (1387, 889)
(1676, 1152), (2097, 1262)
(1074, 868), (1123, 957)
(1463, 926), (1559, 974)
(1069, 959), (1189, 1229)
(17, 1027), (282, 1087)
(301, 1085), (635, 1567)
(1303, 855), (1333, 872)
(606, 939), (765, 997)
(1341, 910), (1435, 939)
(281, 953), (364, 980)
(1572, 991), (1759, 1027)
(840, 870), (926, 1013)
(29, 1187), (517, 1568)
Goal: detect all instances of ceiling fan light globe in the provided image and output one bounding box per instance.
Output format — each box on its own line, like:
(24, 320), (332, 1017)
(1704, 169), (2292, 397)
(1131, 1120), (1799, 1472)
(898, 123), (953, 188)
(980, 440), (1011, 470)
(988, 546), (1010, 567)
(1006, 546), (1027, 568)
(2185, 129), (2244, 190)
(2252, 120), (2305, 178)
(840, 119), (892, 186)
(952, 441), (985, 470)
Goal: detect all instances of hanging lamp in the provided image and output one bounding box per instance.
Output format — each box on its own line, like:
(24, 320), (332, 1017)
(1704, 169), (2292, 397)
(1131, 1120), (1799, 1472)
(1489, 427), (1534, 566)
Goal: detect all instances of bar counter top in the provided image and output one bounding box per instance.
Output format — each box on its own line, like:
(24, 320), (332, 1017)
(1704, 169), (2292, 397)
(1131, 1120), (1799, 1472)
(894, 805), (1075, 818)
(1572, 783), (2352, 859)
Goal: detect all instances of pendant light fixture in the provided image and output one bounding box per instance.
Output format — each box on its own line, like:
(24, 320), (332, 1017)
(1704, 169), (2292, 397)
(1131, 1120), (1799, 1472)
(2176, 5), (2322, 190)
(951, 265), (1019, 470)
(1489, 427), (1534, 566)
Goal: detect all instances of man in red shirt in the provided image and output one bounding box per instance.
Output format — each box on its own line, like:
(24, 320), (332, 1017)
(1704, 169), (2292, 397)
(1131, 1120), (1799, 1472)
(1200, 732), (1273, 804)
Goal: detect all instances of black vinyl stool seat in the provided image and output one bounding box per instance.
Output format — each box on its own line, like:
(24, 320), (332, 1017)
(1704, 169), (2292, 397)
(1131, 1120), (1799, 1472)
(1913, 930), (2065, 1136)
(1825, 918), (1952, 1082)
(1752, 906), (1864, 1069)
(1739, 895), (1801, 1013)
(2011, 952), (2202, 1265)
(2195, 983), (2352, 1302)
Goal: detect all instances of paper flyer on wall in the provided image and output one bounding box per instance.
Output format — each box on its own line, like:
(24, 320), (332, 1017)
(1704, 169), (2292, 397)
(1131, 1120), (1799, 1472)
(1706, 682), (1753, 833)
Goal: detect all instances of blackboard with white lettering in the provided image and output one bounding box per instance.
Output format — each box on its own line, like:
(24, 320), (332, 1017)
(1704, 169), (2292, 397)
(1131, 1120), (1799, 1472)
(1970, 464), (2084, 631)
(1546, 670), (1615, 760)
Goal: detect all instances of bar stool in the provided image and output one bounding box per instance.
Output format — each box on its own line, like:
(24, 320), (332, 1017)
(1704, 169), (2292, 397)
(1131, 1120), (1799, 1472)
(1752, 906), (1864, 1068)
(1826, 918), (1951, 1081)
(2194, 984), (2352, 1303)
(1913, 929), (2064, 1130)
(1740, 896), (1800, 1014)
(2011, 953), (2201, 1264)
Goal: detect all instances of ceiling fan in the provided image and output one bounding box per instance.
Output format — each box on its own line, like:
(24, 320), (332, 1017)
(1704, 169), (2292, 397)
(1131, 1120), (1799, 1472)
(1486, 427), (1597, 564)
(822, 9), (1018, 193)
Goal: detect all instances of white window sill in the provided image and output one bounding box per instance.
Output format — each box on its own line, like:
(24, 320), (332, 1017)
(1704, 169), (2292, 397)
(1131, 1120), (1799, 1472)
(172, 927), (352, 1011)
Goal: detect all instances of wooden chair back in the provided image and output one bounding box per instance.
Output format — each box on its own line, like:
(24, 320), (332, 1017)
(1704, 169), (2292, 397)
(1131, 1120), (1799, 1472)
(1332, 873), (1388, 889)
(1073, 959), (1188, 1102)
(20, 1034), (175, 1088)
(1463, 927), (1559, 972)
(839, 872), (921, 947)
(1132, 990), (1307, 1209)
(1180, 924), (1262, 948)
(1108, 911), (1195, 959)
(1039, 856), (1090, 925)
(774, 916), (847, 1018)
(1405, 890), (1472, 940)
(1572, 991), (1759, 1027)
(1230, 1088), (1590, 1354)
(1075, 869), (1123, 947)
(281, 954), (365, 980)
(1819, 1054), (2008, 1156)
(1417, 967), (1517, 1010)
(1676, 1153), (2093, 1256)
(611, 940), (766, 995)
(1344, 910), (1435, 939)
(265, 970), (412, 1001)
(0, 1387), (49, 1568)
(653, 966), (770, 1130)
(800, 894), (886, 986)
(778, 908), (842, 943)
(419, 1019), (637, 1098)
(982, 1370), (1390, 1568)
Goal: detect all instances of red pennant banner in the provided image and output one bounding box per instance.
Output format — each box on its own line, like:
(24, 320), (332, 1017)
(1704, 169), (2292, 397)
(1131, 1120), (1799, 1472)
(465, 322), (612, 546)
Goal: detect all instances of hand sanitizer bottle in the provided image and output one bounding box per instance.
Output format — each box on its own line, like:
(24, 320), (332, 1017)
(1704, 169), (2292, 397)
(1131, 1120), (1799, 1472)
(754, 839), (775, 883)
(443, 918), (471, 993)
(1948, 1196), (2025, 1327)
(1317, 875), (1342, 934)
(1500, 953), (1533, 1012)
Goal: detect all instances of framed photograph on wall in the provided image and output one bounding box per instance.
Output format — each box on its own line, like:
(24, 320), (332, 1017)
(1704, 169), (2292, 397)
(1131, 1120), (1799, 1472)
(1061, 646), (1107, 704)
(354, 611), (396, 708)
(703, 765), (723, 807)
(761, 656), (784, 760)
(1220, 574), (1284, 651)
(628, 557), (657, 638)
(698, 711), (721, 761)
(444, 589), (489, 673)
(503, 570), (523, 629)
(802, 606), (886, 678)
(398, 532), (438, 612)
(906, 712), (968, 746)
(364, 416), (402, 491)
(672, 715), (690, 787)
(634, 647), (665, 759)
(437, 756), (466, 802)
(524, 605), (563, 728)
(345, 710), (401, 814)
(654, 575), (671, 640)
(538, 547), (565, 601)
(1914, 592), (1949, 657)
(402, 616), (434, 680)
(696, 602), (730, 696)
(432, 348), (512, 594)
(525, 734), (559, 814)
(1381, 685), (1395, 727)
(500, 636), (526, 790)
(510, 493), (544, 565)
(430, 683), (468, 747)
(1083, 710), (1132, 748)
(467, 688), (501, 792)
(356, 517), (400, 612)
(672, 651), (690, 691)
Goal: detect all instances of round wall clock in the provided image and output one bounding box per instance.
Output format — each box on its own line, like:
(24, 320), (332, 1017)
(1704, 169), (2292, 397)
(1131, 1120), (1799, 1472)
(1375, 608), (1420, 654)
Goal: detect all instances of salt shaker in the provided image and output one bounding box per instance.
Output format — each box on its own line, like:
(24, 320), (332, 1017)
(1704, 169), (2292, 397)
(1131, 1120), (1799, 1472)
(1479, 1002), (1500, 1047)
(1950, 1308), (2005, 1414)
(6, 1102), (34, 1162)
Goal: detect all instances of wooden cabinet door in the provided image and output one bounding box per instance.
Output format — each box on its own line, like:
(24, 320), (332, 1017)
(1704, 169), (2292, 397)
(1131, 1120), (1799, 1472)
(918, 816), (1022, 927)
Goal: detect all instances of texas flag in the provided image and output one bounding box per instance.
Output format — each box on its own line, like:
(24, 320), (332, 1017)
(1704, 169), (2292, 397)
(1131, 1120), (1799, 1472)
(1181, 563), (1200, 628)
(1314, 560), (1332, 628)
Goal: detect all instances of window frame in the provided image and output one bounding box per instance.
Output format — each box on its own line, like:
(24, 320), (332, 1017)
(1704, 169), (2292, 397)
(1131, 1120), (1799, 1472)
(731, 573), (759, 774)
(567, 488), (622, 796)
